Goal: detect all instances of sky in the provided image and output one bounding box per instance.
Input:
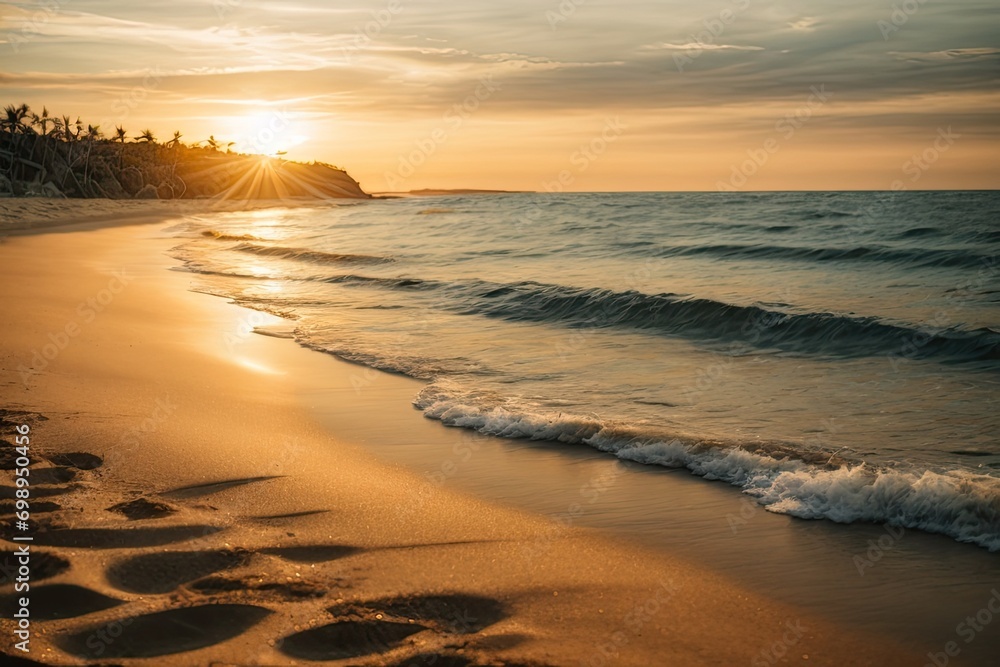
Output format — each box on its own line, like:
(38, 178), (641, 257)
(1, 0), (998, 192)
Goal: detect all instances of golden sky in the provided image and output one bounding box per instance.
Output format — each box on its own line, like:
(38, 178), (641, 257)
(2, 0), (998, 191)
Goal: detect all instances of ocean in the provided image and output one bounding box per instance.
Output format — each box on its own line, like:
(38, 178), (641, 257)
(171, 191), (1000, 552)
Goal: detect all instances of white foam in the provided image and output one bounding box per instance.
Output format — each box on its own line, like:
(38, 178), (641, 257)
(415, 382), (1000, 552)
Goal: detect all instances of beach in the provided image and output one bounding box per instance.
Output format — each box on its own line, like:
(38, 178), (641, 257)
(5, 0), (998, 659)
(0, 199), (930, 666)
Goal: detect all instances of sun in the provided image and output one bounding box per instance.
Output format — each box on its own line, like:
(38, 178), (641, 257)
(230, 111), (309, 156)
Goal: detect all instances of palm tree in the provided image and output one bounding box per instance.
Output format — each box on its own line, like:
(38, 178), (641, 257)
(2, 103), (31, 180)
(109, 124), (145, 196)
(30, 106), (51, 136)
(166, 130), (184, 187)
(59, 115), (75, 141)
(2, 104), (18, 135)
(81, 124), (103, 194)
(134, 130), (158, 190)
(58, 114), (86, 192)
(29, 106), (53, 180)
(28, 107), (48, 157)
(113, 125), (128, 172)
(2, 102), (30, 134)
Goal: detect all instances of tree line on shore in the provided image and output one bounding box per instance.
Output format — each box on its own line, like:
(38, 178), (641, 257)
(0, 102), (368, 200)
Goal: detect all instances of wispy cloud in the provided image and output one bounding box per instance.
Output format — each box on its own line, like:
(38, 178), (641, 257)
(788, 17), (821, 32)
(640, 42), (765, 52)
(890, 47), (1000, 61)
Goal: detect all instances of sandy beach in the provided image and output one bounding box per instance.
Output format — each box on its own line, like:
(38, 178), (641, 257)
(0, 201), (930, 665)
(4, 0), (997, 660)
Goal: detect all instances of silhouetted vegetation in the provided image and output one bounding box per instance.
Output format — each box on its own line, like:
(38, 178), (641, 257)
(0, 103), (368, 200)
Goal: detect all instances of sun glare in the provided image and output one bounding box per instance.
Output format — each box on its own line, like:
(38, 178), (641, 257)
(229, 112), (308, 156)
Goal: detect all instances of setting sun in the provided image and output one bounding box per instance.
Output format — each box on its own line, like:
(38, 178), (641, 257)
(228, 111), (308, 156)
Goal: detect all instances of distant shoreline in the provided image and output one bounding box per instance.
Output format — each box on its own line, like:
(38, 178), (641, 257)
(371, 188), (531, 197)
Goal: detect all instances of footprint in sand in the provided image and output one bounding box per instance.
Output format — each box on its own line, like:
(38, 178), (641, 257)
(55, 604), (272, 659)
(1, 447), (100, 503)
(279, 619), (430, 661)
(107, 549), (252, 594)
(0, 434), (278, 662)
(29, 466), (78, 485)
(106, 497), (178, 520)
(0, 652), (52, 667)
(31, 524), (223, 549)
(0, 550), (69, 585)
(0, 500), (60, 516)
(0, 483), (79, 500)
(262, 544), (362, 563)
(3, 455), (530, 665)
(46, 452), (103, 470)
(0, 583), (122, 620)
(0, 409), (46, 431)
(0, 450), (103, 472)
(278, 594), (509, 662)
(0, 445), (22, 471)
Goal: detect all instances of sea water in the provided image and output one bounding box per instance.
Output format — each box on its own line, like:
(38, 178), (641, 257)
(172, 191), (1000, 551)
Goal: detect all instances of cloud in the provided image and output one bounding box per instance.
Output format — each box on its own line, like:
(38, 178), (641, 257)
(640, 42), (765, 52)
(890, 47), (1000, 61)
(788, 17), (820, 32)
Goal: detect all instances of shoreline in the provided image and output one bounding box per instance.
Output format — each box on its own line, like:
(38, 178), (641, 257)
(0, 204), (937, 664)
(0, 197), (366, 237)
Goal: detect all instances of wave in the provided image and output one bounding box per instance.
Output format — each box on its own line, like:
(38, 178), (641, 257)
(897, 227), (943, 239)
(295, 337), (490, 380)
(172, 265), (275, 281)
(653, 243), (995, 270)
(173, 250), (1000, 363)
(791, 209), (861, 220)
(322, 274), (436, 289)
(233, 242), (395, 266)
(975, 230), (1000, 243)
(202, 230), (268, 242)
(414, 382), (1000, 551)
(446, 280), (1000, 363)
